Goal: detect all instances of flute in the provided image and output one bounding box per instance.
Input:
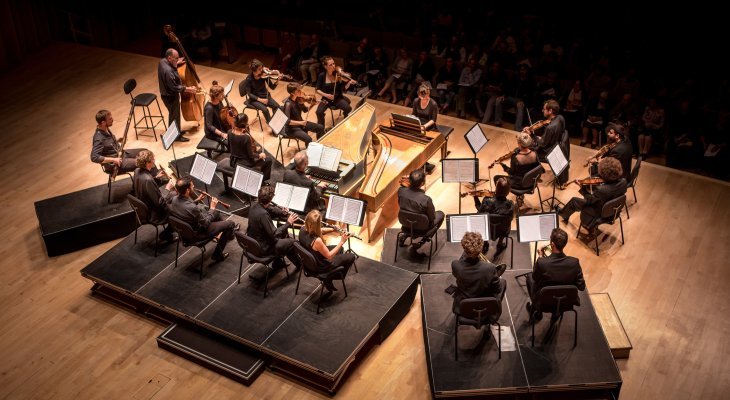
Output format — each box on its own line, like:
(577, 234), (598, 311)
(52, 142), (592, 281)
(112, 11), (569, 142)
(269, 203), (363, 240)
(194, 188), (231, 208)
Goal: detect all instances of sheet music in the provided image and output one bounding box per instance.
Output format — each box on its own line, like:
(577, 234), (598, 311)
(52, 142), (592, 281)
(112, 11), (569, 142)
(232, 165), (263, 197)
(517, 213), (557, 242)
(190, 154), (217, 184)
(288, 186), (310, 212)
(465, 124), (488, 154)
(458, 161), (475, 181)
(224, 79), (234, 97)
(272, 182), (292, 209)
(268, 108), (289, 135)
(547, 144), (568, 176)
(320, 147), (342, 171)
(306, 143), (324, 168)
(442, 159), (477, 183)
(448, 214), (490, 242)
(161, 121), (179, 150)
(326, 195), (365, 226)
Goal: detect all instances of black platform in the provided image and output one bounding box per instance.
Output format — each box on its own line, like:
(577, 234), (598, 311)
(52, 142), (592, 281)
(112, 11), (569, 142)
(421, 271), (622, 399)
(35, 178), (136, 256)
(81, 215), (419, 393)
(382, 228), (532, 274)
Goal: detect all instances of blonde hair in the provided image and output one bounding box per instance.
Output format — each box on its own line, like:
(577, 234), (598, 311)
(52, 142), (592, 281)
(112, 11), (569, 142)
(303, 210), (323, 240)
(517, 132), (533, 148)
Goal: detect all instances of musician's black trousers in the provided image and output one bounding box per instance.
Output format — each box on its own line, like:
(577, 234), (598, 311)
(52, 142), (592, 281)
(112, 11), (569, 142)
(196, 219), (236, 258)
(246, 98), (281, 122)
(161, 94), (182, 134)
(286, 122), (324, 145)
(316, 98), (352, 126)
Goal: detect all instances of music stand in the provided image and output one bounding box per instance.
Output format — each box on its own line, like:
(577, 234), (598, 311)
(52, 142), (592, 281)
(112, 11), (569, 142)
(161, 121), (181, 176)
(325, 194), (367, 252)
(514, 211), (559, 279)
(231, 165), (264, 206)
(272, 182), (310, 213)
(542, 143), (569, 209)
(446, 213), (490, 243)
(189, 153), (218, 205)
(464, 123), (489, 155)
(441, 158), (479, 213)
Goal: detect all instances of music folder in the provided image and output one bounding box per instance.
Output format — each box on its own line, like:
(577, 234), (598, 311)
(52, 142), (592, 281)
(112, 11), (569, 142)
(306, 142), (342, 172)
(464, 123), (488, 154)
(268, 108), (289, 136)
(325, 194), (366, 226)
(517, 212), (558, 243)
(447, 213), (490, 242)
(232, 165), (263, 197)
(189, 153), (218, 185)
(161, 121), (180, 150)
(546, 143), (568, 176)
(272, 182), (310, 212)
(441, 158), (479, 183)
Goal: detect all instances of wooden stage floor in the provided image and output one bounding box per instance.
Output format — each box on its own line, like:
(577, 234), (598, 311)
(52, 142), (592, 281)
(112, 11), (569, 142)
(2, 42), (730, 399)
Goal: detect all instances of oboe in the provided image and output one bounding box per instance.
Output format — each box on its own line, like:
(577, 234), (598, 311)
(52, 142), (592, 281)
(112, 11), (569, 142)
(194, 188), (231, 208)
(269, 203), (363, 240)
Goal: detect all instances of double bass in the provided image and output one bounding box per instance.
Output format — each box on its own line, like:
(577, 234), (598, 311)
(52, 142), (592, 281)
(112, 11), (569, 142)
(165, 29), (205, 122)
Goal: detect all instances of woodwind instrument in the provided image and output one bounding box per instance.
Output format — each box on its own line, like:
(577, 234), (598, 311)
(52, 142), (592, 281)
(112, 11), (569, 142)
(584, 140), (619, 167)
(269, 203), (363, 240)
(195, 188), (231, 208)
(110, 100), (136, 181)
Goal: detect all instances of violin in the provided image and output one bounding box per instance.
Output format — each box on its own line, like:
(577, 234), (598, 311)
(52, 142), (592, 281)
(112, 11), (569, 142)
(569, 176), (605, 187)
(460, 189), (496, 198)
(489, 148), (518, 168)
(296, 94), (317, 106)
(335, 67), (361, 86)
(525, 116), (554, 133)
(584, 140), (619, 167)
(261, 67), (293, 81)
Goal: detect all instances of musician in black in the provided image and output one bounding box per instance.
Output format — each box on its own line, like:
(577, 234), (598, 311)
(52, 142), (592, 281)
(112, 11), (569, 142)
(283, 82), (325, 146)
(452, 232), (506, 314)
(411, 84), (438, 131)
(493, 132), (541, 192)
(283, 151), (324, 213)
(526, 228), (585, 322)
(474, 177), (514, 255)
(241, 59), (280, 123)
(91, 110), (145, 174)
(228, 114), (272, 182)
(589, 123), (633, 181)
(158, 48), (197, 142)
(168, 177), (237, 262)
(315, 56), (355, 127)
(525, 99), (565, 160)
(555, 157), (627, 236)
(133, 150), (175, 242)
(299, 209), (356, 293)
(246, 186), (302, 278)
(397, 168), (445, 248)
(204, 82), (229, 148)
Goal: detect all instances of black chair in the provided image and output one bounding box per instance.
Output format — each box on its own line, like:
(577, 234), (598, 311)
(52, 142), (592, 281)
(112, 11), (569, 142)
(238, 81), (265, 132)
(454, 296), (503, 360)
(578, 194), (626, 256)
(235, 231), (290, 298)
(275, 128), (304, 164)
(510, 164), (545, 214)
(102, 164), (133, 204)
(394, 210), (439, 271)
(531, 285), (580, 347)
(127, 194), (167, 257)
(196, 136), (228, 159)
(627, 156), (642, 204)
(488, 213), (514, 268)
(167, 216), (215, 280)
(123, 79), (166, 140)
(293, 242), (348, 314)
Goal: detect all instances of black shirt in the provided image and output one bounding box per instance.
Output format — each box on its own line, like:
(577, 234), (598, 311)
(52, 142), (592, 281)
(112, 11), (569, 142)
(246, 202), (290, 254)
(90, 128), (120, 164)
(204, 102), (224, 139)
(157, 58), (184, 96)
(397, 186), (436, 225)
(412, 98), (438, 129)
(283, 98), (309, 123)
(298, 229), (331, 268)
(241, 74), (277, 102)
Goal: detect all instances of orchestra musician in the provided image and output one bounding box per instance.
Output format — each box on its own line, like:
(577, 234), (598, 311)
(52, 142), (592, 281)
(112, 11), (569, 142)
(242, 59), (280, 123)
(283, 82), (325, 146)
(228, 114), (272, 182)
(451, 232), (506, 316)
(524, 99), (569, 186)
(168, 177), (237, 263)
(246, 186), (302, 280)
(315, 56), (354, 127)
(554, 157), (627, 238)
(397, 168), (445, 249)
(158, 48), (198, 142)
(91, 110), (147, 174)
(284, 151), (325, 213)
(298, 209), (357, 294)
(589, 123), (633, 181)
(526, 228), (585, 322)
(493, 132), (541, 200)
(204, 82), (229, 149)
(474, 177), (514, 255)
(133, 150), (176, 242)
(412, 84), (439, 174)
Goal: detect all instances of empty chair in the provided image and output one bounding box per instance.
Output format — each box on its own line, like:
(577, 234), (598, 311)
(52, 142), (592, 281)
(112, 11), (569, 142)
(167, 216), (215, 280)
(235, 231), (291, 298)
(196, 136), (229, 159)
(123, 79), (166, 140)
(454, 296), (503, 360)
(127, 194), (167, 256)
(531, 285), (580, 347)
(394, 210), (440, 271)
(510, 164), (545, 214)
(293, 242), (349, 314)
(578, 194), (627, 256)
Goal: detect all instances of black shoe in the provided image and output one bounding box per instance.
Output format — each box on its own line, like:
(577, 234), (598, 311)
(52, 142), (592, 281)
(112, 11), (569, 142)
(481, 242), (490, 255)
(233, 223), (240, 231)
(495, 263), (507, 277)
(159, 232), (175, 242)
(411, 240), (424, 250)
(424, 162), (436, 175)
(324, 281), (338, 292)
(211, 252), (229, 262)
(496, 238), (508, 251)
(398, 236), (407, 247)
(176, 136), (190, 142)
(553, 205), (567, 223)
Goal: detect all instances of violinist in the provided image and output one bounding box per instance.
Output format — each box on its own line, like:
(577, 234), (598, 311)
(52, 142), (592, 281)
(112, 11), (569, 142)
(228, 114), (272, 182)
(204, 82), (229, 149)
(523, 99), (565, 161)
(242, 59), (280, 123)
(554, 157), (627, 238)
(158, 48), (198, 142)
(283, 83), (325, 146)
(589, 123), (633, 181)
(474, 177), (514, 255)
(315, 56), (354, 127)
(493, 132), (541, 193)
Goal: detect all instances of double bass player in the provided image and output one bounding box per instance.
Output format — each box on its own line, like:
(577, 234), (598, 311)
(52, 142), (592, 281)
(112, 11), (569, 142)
(158, 48), (198, 142)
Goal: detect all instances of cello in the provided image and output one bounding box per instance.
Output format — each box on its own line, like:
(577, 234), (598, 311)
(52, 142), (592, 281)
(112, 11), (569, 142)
(165, 29), (205, 122)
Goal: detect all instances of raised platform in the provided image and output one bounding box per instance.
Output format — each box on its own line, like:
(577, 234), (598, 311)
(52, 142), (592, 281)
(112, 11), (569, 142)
(34, 177), (136, 256)
(590, 293), (633, 359)
(421, 271), (622, 399)
(81, 214), (419, 393)
(382, 228), (532, 274)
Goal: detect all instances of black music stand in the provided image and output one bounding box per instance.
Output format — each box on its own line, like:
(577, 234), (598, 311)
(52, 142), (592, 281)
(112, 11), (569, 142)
(514, 212), (559, 280)
(442, 158), (479, 214)
(161, 121), (181, 177)
(189, 153), (218, 207)
(541, 144), (569, 210)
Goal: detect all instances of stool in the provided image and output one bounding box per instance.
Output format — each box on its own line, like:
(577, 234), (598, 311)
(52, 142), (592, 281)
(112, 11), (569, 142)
(123, 79), (166, 141)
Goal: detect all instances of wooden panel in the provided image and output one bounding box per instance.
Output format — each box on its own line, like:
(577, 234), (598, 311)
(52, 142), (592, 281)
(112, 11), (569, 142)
(590, 292), (633, 358)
